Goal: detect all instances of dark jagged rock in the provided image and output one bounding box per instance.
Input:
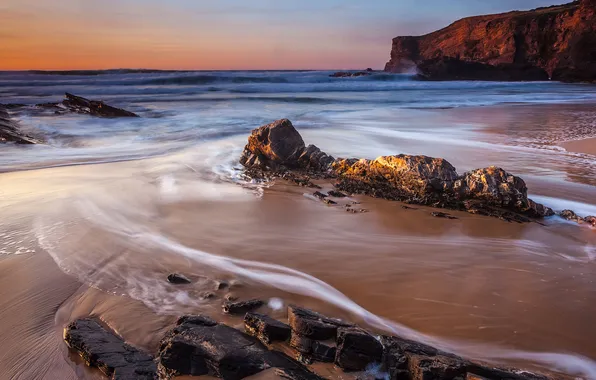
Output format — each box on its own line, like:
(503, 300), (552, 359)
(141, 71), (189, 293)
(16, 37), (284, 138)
(335, 327), (383, 371)
(288, 305), (351, 340)
(167, 273), (191, 284)
(63, 318), (157, 380)
(327, 190), (347, 198)
(585, 216), (596, 227)
(0, 106), (41, 144)
(416, 58), (549, 81)
(289, 332), (336, 363)
(61, 93), (138, 117)
(245, 313), (291, 345)
(222, 298), (264, 314)
(384, 1), (596, 82)
(323, 199), (337, 205)
(431, 212), (458, 220)
(408, 354), (468, 380)
(215, 280), (229, 290)
(559, 209), (583, 223)
(157, 315), (324, 380)
(313, 191), (328, 200)
(330, 71), (372, 78)
(239, 119), (554, 223)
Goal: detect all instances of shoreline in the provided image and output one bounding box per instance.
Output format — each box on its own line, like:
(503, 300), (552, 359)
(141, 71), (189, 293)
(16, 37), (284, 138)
(560, 137), (596, 156)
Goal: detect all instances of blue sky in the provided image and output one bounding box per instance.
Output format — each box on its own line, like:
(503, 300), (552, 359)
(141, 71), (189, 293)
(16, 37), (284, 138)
(1, 0), (563, 69)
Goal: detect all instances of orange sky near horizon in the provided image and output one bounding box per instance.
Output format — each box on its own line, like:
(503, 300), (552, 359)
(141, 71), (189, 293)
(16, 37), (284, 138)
(1, 0), (560, 71)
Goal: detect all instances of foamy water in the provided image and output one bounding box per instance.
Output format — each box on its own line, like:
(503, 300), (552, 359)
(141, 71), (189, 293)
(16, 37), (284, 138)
(1, 70), (596, 378)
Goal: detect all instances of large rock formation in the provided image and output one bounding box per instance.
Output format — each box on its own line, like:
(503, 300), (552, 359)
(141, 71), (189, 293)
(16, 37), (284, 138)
(239, 119), (554, 221)
(384, 0), (596, 82)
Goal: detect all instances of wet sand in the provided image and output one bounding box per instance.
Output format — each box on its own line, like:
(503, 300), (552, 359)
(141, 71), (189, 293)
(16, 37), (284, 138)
(561, 137), (596, 156)
(1, 157), (596, 379)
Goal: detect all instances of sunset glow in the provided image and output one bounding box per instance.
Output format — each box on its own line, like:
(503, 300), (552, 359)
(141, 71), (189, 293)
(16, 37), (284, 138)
(1, 0), (560, 70)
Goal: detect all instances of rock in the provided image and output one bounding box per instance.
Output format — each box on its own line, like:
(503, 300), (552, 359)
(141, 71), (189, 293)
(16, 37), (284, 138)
(289, 332), (336, 363)
(245, 313), (291, 345)
(62, 93), (139, 117)
(239, 120), (553, 222)
(416, 58), (549, 81)
(239, 119), (306, 170)
(332, 155), (458, 203)
(323, 199), (337, 205)
(402, 205), (418, 210)
(453, 167), (554, 217)
(287, 305), (351, 340)
(313, 191), (328, 200)
(585, 216), (596, 227)
(64, 318), (157, 380)
(222, 299), (264, 314)
(327, 190), (346, 198)
(200, 292), (216, 300)
(330, 71), (372, 78)
(158, 315), (323, 380)
(335, 327), (383, 371)
(408, 354), (468, 380)
(384, 1), (596, 83)
(0, 106), (41, 144)
(431, 212), (458, 220)
(559, 209), (582, 222)
(298, 144), (335, 171)
(167, 273), (191, 284)
(215, 280), (229, 290)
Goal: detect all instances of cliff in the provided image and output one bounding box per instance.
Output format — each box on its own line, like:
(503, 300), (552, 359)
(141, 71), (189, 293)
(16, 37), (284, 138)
(384, 0), (596, 82)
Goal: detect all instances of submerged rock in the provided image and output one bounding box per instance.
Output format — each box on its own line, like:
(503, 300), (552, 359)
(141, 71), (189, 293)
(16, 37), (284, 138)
(61, 93), (138, 117)
(64, 318), (157, 380)
(239, 119), (554, 222)
(0, 106), (41, 144)
(330, 71), (372, 78)
(157, 315), (324, 380)
(167, 273), (191, 284)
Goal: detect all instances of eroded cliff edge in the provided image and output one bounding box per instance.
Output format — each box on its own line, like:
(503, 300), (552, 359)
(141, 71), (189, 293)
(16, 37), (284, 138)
(384, 0), (596, 82)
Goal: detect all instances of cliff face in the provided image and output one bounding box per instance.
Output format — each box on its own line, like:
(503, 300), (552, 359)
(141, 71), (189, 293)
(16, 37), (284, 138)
(385, 0), (596, 81)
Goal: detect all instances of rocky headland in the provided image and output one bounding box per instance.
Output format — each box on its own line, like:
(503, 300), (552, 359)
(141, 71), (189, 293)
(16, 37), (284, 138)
(384, 0), (596, 82)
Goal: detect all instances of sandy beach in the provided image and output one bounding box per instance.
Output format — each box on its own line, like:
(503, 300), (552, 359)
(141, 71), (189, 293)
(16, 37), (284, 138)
(1, 70), (595, 379)
(561, 137), (596, 156)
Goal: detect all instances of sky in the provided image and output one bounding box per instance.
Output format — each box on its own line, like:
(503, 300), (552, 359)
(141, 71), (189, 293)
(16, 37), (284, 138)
(1, 0), (562, 70)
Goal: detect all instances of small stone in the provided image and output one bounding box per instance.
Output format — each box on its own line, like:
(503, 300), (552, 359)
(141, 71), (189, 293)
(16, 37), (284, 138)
(200, 292), (216, 300)
(224, 294), (238, 302)
(323, 198), (337, 205)
(585, 216), (596, 227)
(245, 313), (291, 344)
(335, 327), (383, 371)
(215, 280), (229, 290)
(327, 190), (347, 198)
(222, 299), (264, 314)
(401, 205), (417, 210)
(431, 211), (458, 219)
(167, 273), (191, 284)
(313, 191), (328, 200)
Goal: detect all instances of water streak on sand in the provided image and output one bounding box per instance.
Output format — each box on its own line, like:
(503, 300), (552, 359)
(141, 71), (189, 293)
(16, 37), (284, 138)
(29, 191), (596, 378)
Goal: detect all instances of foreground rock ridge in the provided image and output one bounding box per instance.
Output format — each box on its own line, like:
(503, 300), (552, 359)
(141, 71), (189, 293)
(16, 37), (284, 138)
(240, 119), (556, 222)
(65, 305), (562, 380)
(384, 0), (596, 82)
